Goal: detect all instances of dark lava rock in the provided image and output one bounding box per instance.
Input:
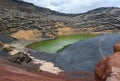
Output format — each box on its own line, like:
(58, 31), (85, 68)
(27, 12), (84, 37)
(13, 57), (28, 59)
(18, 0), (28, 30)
(1, 0), (120, 38)
(0, 34), (17, 43)
(10, 52), (32, 64)
(0, 41), (4, 48)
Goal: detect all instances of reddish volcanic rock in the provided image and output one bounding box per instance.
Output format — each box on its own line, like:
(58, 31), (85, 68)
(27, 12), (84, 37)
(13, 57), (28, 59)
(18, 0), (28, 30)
(113, 43), (120, 53)
(95, 43), (120, 81)
(94, 57), (110, 81)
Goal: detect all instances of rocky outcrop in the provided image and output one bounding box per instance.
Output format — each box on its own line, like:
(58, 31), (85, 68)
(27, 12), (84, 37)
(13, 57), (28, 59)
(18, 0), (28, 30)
(10, 52), (32, 64)
(95, 43), (120, 81)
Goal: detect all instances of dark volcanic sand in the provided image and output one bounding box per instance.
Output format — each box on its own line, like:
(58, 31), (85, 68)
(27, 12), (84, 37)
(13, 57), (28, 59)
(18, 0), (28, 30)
(30, 34), (120, 72)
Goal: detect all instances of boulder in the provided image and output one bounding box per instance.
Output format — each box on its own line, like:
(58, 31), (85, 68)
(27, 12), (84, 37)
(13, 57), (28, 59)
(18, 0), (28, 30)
(10, 52), (32, 64)
(95, 43), (120, 81)
(113, 43), (120, 53)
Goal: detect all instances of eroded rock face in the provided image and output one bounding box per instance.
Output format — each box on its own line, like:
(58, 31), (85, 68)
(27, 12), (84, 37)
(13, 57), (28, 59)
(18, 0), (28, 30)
(95, 43), (120, 81)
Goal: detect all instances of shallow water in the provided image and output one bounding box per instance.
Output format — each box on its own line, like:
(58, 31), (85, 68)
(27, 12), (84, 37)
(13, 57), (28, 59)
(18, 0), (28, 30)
(27, 34), (98, 53)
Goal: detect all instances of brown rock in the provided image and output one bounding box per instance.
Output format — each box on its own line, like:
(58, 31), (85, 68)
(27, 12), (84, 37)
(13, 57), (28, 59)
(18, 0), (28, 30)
(94, 52), (120, 81)
(113, 43), (120, 53)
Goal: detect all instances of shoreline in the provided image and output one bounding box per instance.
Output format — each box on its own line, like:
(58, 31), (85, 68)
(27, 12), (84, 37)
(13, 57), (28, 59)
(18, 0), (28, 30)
(8, 38), (63, 74)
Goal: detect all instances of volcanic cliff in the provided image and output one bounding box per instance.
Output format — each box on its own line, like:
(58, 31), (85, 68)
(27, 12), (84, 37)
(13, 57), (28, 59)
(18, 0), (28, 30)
(0, 0), (120, 40)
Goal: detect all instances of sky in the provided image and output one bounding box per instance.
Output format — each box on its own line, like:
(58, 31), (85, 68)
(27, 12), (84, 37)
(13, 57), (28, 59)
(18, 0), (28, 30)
(23, 0), (120, 14)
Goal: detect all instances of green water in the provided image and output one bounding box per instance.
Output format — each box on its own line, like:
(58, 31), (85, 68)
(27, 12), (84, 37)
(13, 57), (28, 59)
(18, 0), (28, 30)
(27, 34), (98, 53)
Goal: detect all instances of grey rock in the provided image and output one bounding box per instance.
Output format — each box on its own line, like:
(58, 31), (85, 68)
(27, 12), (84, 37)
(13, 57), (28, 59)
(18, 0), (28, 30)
(10, 52), (32, 64)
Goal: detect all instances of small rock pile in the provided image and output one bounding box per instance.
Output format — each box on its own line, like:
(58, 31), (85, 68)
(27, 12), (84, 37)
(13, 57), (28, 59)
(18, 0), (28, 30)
(10, 52), (32, 64)
(0, 41), (32, 64)
(95, 43), (120, 81)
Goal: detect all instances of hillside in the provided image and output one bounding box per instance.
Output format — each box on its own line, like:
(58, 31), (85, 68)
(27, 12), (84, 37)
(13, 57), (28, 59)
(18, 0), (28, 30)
(1, 1), (120, 81)
(0, 0), (120, 40)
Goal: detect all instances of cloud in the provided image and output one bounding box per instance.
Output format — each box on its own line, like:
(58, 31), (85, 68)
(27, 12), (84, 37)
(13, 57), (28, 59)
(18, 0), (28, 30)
(23, 0), (120, 13)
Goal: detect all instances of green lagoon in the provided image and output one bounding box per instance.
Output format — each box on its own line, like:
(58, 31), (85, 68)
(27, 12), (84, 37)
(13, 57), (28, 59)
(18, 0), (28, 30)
(27, 34), (98, 53)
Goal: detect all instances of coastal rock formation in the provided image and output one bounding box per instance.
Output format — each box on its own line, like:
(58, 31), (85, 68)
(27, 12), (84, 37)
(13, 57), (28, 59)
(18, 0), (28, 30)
(95, 43), (120, 81)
